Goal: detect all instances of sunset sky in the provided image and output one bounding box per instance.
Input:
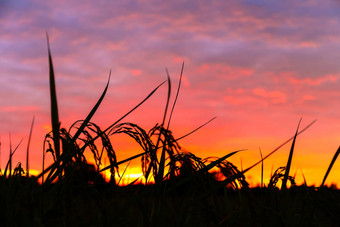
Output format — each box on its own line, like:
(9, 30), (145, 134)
(1, 0), (340, 186)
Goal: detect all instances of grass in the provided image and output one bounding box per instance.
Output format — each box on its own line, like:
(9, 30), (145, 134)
(1, 38), (340, 226)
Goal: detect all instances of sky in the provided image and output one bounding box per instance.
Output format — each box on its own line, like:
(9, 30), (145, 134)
(1, 0), (340, 186)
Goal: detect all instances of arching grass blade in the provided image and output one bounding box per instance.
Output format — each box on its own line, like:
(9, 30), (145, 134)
(71, 71), (111, 143)
(176, 117), (216, 142)
(79, 80), (166, 152)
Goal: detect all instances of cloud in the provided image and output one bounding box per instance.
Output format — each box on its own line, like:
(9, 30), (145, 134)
(252, 88), (287, 104)
(289, 74), (339, 86)
(224, 87), (286, 106)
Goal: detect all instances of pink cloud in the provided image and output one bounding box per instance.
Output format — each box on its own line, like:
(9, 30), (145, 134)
(197, 64), (254, 80)
(224, 95), (258, 106)
(131, 69), (142, 76)
(224, 88), (286, 106)
(289, 74), (338, 86)
(301, 94), (315, 101)
(0, 105), (40, 112)
(252, 88), (286, 104)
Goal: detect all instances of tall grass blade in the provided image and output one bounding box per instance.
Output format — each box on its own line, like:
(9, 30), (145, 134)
(72, 71), (111, 143)
(209, 119), (316, 191)
(26, 116), (35, 178)
(301, 168), (307, 187)
(320, 146), (340, 187)
(166, 62), (184, 129)
(79, 80), (166, 152)
(4, 138), (23, 177)
(259, 148), (263, 188)
(9, 133), (12, 177)
(46, 33), (61, 161)
(242, 119), (316, 173)
(156, 70), (171, 183)
(281, 118), (301, 190)
(0, 137), (1, 174)
(105, 80), (166, 132)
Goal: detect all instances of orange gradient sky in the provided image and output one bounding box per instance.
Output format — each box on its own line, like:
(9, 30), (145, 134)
(1, 0), (340, 187)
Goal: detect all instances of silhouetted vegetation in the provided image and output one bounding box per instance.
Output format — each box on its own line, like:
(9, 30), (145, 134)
(1, 37), (340, 226)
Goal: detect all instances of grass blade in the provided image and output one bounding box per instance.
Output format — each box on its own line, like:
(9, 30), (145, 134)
(105, 80), (167, 133)
(320, 146), (340, 187)
(281, 118), (301, 190)
(259, 148), (263, 188)
(0, 137), (1, 174)
(301, 167), (307, 187)
(79, 80), (166, 152)
(71, 71), (111, 143)
(9, 133), (12, 177)
(211, 119), (315, 191)
(4, 138), (23, 177)
(201, 149), (246, 174)
(156, 70), (171, 183)
(26, 116), (35, 178)
(117, 161), (131, 185)
(46, 33), (61, 161)
(176, 117), (217, 142)
(99, 151), (146, 172)
(242, 119), (316, 173)
(166, 62), (184, 129)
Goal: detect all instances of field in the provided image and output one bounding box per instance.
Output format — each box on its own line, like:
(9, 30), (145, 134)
(1, 38), (340, 226)
(1, 176), (340, 226)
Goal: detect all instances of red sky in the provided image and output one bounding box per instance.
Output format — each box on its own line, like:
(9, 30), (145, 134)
(1, 0), (340, 187)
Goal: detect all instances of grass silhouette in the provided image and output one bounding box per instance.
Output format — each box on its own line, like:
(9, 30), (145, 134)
(1, 37), (340, 226)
